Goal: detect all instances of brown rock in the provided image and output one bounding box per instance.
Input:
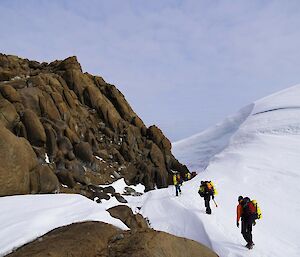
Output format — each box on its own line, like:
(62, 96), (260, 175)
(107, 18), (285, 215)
(74, 142), (93, 163)
(21, 109), (46, 146)
(0, 54), (190, 196)
(149, 143), (166, 168)
(65, 127), (80, 144)
(44, 124), (58, 158)
(109, 229), (218, 257)
(63, 89), (76, 109)
(0, 98), (19, 130)
(39, 92), (61, 120)
(56, 56), (82, 71)
(56, 169), (75, 188)
(7, 221), (218, 257)
(65, 160), (87, 185)
(20, 83), (44, 114)
(57, 136), (73, 155)
(0, 124), (37, 196)
(30, 165), (59, 194)
(0, 84), (21, 102)
(107, 205), (149, 230)
(147, 125), (172, 152)
(6, 222), (120, 257)
(114, 193), (128, 203)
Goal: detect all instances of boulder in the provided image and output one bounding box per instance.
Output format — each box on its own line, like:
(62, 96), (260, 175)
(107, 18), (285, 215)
(30, 165), (60, 193)
(114, 193), (128, 203)
(74, 142), (93, 163)
(21, 109), (46, 146)
(0, 98), (19, 130)
(56, 169), (75, 188)
(39, 93), (61, 120)
(6, 221), (218, 257)
(6, 222), (120, 257)
(44, 124), (58, 158)
(107, 205), (149, 230)
(57, 136), (73, 155)
(102, 186), (116, 194)
(0, 124), (37, 196)
(65, 160), (88, 185)
(0, 84), (21, 102)
(109, 229), (218, 257)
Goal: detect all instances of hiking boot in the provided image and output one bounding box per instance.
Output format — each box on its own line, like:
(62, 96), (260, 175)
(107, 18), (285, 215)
(245, 242), (254, 249)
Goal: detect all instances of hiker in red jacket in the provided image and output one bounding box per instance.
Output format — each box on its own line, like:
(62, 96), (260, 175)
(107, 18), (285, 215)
(236, 196), (256, 249)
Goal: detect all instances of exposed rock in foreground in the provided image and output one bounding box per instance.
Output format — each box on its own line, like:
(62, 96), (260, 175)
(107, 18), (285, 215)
(0, 53), (189, 198)
(6, 221), (218, 257)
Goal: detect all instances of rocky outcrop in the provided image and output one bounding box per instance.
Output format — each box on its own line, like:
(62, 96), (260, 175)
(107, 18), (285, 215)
(0, 53), (188, 197)
(107, 205), (149, 230)
(6, 221), (218, 257)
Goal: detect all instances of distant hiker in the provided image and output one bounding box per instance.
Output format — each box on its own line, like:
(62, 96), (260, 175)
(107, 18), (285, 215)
(236, 196), (261, 249)
(198, 181), (217, 214)
(173, 173), (183, 196)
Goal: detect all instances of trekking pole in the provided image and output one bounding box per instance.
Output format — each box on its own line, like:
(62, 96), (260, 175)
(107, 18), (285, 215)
(213, 199), (218, 207)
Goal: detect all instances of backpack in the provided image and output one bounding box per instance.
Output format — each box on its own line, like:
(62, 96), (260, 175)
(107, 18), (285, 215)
(209, 181), (218, 195)
(242, 197), (262, 220)
(198, 181), (217, 197)
(177, 174), (183, 185)
(251, 200), (262, 220)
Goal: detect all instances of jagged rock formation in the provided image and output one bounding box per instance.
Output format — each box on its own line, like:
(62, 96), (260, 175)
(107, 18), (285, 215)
(0, 54), (189, 198)
(6, 221), (218, 257)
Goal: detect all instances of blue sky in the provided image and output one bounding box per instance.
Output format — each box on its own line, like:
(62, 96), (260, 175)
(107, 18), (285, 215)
(1, 0), (300, 141)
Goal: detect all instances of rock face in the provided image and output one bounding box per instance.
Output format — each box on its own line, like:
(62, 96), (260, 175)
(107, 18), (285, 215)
(6, 221), (218, 257)
(0, 53), (189, 197)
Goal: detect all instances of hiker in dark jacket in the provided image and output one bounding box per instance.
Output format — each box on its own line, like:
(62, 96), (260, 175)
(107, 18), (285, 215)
(236, 196), (256, 249)
(198, 181), (215, 214)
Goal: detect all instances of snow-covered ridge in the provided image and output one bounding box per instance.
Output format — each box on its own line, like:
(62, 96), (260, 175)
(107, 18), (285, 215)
(171, 84), (300, 256)
(253, 83), (300, 114)
(172, 104), (254, 171)
(173, 84), (300, 171)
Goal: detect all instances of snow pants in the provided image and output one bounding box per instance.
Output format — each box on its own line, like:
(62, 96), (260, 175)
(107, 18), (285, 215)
(204, 195), (211, 214)
(175, 185), (181, 196)
(241, 218), (253, 244)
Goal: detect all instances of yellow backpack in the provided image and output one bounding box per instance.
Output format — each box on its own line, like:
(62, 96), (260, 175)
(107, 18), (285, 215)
(209, 181), (218, 195)
(251, 200), (262, 219)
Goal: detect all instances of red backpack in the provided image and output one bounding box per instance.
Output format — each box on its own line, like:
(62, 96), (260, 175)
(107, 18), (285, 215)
(242, 197), (256, 218)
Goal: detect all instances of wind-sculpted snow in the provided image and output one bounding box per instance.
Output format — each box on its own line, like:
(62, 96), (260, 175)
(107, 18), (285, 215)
(253, 84), (300, 114)
(172, 104), (254, 171)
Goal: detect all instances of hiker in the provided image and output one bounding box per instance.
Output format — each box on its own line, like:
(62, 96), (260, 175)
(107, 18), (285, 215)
(198, 181), (216, 214)
(173, 173), (182, 196)
(236, 196), (256, 249)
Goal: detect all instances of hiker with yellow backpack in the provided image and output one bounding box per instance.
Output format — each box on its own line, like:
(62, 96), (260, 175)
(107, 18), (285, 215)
(236, 196), (262, 249)
(198, 181), (217, 214)
(173, 173), (183, 196)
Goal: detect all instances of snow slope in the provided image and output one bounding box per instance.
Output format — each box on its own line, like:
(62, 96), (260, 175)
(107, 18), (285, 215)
(105, 84), (300, 257)
(0, 194), (128, 256)
(171, 84), (300, 256)
(1, 85), (300, 257)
